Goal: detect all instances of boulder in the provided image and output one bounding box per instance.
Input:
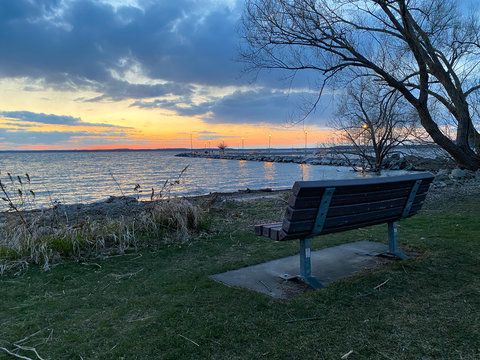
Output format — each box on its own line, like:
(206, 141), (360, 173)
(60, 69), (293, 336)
(450, 168), (474, 180)
(434, 169), (450, 182)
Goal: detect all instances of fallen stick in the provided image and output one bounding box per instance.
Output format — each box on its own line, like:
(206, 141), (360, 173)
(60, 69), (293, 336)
(374, 278), (390, 290)
(13, 345), (45, 360)
(13, 331), (41, 346)
(0, 347), (33, 360)
(341, 350), (354, 359)
(178, 334), (199, 347)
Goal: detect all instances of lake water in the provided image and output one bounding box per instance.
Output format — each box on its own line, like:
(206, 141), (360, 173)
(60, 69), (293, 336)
(0, 150), (407, 208)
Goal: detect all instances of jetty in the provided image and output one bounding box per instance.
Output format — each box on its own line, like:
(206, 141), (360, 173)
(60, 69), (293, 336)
(175, 148), (449, 171)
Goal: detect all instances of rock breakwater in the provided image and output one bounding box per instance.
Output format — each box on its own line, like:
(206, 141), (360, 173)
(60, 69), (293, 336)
(175, 151), (455, 172)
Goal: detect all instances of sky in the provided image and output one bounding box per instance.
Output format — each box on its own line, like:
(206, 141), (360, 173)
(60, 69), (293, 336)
(0, 0), (335, 150)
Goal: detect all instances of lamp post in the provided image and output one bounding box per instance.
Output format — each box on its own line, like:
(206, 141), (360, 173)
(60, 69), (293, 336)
(304, 130), (308, 156)
(242, 137), (245, 152)
(268, 134), (271, 154)
(362, 123), (368, 147)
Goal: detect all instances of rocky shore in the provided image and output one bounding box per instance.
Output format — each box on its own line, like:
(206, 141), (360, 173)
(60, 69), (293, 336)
(12, 166), (478, 226)
(2, 150), (479, 225)
(175, 150), (455, 172)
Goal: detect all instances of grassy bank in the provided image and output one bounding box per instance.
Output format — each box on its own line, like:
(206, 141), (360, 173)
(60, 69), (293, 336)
(0, 192), (479, 359)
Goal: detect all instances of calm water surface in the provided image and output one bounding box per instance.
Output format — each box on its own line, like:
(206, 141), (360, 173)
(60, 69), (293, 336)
(0, 150), (406, 208)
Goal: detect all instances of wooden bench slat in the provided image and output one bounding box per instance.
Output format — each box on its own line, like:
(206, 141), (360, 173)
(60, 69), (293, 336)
(329, 183), (430, 206)
(254, 222), (282, 239)
(277, 229), (310, 241)
(317, 215), (401, 236)
(288, 183), (430, 209)
(282, 206), (404, 233)
(291, 173), (434, 197)
(284, 195), (427, 221)
(280, 202), (423, 237)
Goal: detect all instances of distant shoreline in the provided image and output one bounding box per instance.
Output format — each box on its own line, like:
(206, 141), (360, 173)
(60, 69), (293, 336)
(175, 149), (454, 172)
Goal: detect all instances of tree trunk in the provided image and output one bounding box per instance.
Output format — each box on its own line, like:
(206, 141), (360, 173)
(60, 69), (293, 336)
(417, 106), (480, 170)
(468, 120), (480, 155)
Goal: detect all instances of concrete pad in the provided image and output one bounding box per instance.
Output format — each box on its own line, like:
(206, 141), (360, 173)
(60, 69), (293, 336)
(210, 241), (393, 299)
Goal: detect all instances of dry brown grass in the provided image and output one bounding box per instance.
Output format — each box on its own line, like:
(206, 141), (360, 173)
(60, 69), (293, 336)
(140, 197), (206, 243)
(0, 212), (140, 272)
(0, 168), (210, 275)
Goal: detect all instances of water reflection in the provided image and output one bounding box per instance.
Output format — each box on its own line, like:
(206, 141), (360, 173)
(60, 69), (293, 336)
(0, 151), (409, 207)
(264, 161), (275, 181)
(300, 163), (311, 181)
(237, 160), (248, 187)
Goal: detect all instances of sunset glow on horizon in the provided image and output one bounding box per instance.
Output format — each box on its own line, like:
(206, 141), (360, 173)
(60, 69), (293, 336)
(0, 0), (335, 151)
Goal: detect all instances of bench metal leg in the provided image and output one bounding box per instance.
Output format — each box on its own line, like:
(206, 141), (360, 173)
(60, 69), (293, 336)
(299, 238), (323, 289)
(387, 221), (407, 259)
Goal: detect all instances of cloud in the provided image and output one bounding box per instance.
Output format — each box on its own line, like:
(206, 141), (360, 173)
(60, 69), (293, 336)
(0, 0), (244, 93)
(0, 126), (137, 147)
(0, 111), (130, 128)
(0, 109), (142, 147)
(1, 111), (82, 125)
(132, 88), (335, 125)
(0, 128), (93, 145)
(0, 0), (331, 134)
(84, 79), (194, 102)
(205, 89), (336, 125)
(197, 135), (237, 141)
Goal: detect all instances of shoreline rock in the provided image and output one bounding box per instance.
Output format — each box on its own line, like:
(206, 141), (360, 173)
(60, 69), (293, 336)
(175, 151), (456, 172)
(2, 166), (479, 226)
(1, 150), (476, 222)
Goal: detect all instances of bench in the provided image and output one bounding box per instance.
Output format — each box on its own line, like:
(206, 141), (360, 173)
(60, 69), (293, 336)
(254, 172), (435, 289)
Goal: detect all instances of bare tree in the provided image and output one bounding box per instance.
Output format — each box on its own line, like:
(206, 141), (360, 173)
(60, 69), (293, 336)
(218, 142), (228, 154)
(333, 81), (417, 171)
(241, 0), (480, 170)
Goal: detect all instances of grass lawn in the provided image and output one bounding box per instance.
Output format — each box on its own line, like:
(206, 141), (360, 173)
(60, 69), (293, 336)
(0, 193), (479, 359)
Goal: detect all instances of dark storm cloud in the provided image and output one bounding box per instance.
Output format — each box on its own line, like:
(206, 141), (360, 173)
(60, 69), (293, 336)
(0, 125), (134, 146)
(0, 128), (113, 145)
(0, 0), (243, 90)
(129, 98), (214, 117)
(0, 111), (130, 128)
(132, 89), (335, 125)
(84, 79), (194, 102)
(206, 90), (301, 124)
(206, 89), (335, 125)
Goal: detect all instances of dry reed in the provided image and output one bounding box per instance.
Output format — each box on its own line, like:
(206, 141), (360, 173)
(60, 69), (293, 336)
(0, 167), (209, 275)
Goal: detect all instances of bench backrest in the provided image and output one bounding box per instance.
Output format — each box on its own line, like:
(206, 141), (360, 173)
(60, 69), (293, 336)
(282, 172), (434, 240)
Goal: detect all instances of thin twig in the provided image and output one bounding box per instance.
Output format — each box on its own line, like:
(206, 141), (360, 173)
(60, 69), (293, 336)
(13, 345), (45, 360)
(14, 330), (44, 345)
(341, 350), (354, 359)
(178, 334), (199, 347)
(80, 262), (102, 268)
(377, 350), (395, 359)
(45, 329), (53, 343)
(110, 268), (144, 280)
(108, 170), (125, 197)
(285, 317), (321, 323)
(374, 278), (390, 290)
(0, 347), (34, 360)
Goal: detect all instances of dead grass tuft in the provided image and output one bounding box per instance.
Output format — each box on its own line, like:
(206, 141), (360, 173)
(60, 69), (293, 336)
(0, 167), (210, 275)
(141, 198), (205, 243)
